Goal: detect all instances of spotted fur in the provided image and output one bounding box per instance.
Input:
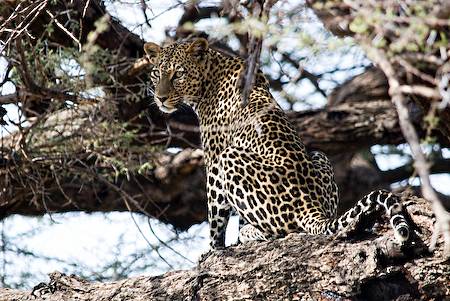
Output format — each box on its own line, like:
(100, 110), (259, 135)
(144, 39), (410, 249)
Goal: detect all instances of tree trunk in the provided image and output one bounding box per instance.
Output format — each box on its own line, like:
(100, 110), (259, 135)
(0, 197), (448, 300)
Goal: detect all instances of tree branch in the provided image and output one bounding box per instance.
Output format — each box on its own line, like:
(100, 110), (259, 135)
(381, 157), (450, 184)
(0, 149), (206, 230)
(0, 198), (448, 300)
(277, 49), (327, 98)
(369, 46), (450, 259)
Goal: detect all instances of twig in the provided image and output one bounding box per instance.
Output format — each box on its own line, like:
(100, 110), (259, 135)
(147, 219), (195, 264)
(128, 210), (173, 269)
(397, 85), (442, 100)
(238, 0), (277, 107)
(277, 49), (327, 98)
(46, 10), (82, 51)
(0, 1), (48, 52)
(395, 57), (437, 85)
(140, 0), (152, 28)
(0, 61), (13, 88)
(82, 0), (91, 18)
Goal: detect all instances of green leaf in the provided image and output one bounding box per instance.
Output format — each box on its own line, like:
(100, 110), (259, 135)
(349, 17), (369, 34)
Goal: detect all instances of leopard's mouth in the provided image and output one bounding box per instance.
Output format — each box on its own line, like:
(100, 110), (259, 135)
(154, 97), (179, 113)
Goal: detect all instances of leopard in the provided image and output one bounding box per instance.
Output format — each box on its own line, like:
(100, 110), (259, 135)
(144, 38), (410, 249)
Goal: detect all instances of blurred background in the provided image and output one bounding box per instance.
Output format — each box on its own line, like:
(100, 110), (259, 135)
(1, 0), (449, 288)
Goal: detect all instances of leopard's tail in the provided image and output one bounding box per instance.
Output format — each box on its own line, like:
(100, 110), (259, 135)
(324, 190), (410, 243)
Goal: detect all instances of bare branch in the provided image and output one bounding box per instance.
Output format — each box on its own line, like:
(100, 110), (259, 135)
(0, 93), (18, 105)
(369, 47), (450, 259)
(45, 10), (81, 51)
(277, 49), (327, 98)
(0, 1), (48, 51)
(398, 85), (443, 100)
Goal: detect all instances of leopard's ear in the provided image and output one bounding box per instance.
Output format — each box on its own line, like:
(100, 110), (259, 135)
(144, 42), (161, 64)
(187, 38), (208, 62)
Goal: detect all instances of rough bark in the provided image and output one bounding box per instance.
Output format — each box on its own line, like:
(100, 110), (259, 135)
(0, 198), (448, 300)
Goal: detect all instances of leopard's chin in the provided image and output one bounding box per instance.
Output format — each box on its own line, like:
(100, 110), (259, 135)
(159, 105), (177, 114)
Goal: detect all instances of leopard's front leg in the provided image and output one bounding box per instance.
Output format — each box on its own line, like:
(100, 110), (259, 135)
(206, 167), (231, 249)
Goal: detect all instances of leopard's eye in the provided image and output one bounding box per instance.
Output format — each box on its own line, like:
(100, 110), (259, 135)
(151, 69), (160, 79)
(173, 69), (185, 79)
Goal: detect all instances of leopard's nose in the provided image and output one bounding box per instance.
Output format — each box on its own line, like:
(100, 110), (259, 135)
(158, 96), (168, 102)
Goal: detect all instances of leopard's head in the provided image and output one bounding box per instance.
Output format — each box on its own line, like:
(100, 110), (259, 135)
(144, 38), (209, 113)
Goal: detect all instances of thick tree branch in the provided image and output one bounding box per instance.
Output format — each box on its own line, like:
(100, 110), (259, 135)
(0, 93), (17, 105)
(382, 157), (450, 184)
(0, 149), (206, 230)
(0, 199), (448, 300)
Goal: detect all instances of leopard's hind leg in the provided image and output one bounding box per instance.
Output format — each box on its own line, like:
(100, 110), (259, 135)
(309, 151), (339, 218)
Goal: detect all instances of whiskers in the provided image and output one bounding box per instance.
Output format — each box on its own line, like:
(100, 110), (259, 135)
(148, 101), (159, 110)
(146, 91), (202, 115)
(146, 85), (155, 97)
